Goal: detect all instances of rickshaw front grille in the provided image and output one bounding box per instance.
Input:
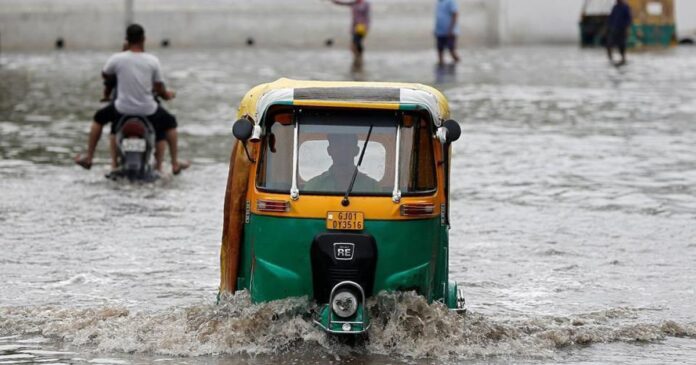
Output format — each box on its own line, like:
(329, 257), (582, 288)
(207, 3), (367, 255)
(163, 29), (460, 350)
(311, 233), (377, 303)
(328, 268), (360, 281)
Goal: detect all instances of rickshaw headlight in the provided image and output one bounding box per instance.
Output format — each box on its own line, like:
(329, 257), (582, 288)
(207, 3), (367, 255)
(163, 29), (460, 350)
(331, 290), (358, 318)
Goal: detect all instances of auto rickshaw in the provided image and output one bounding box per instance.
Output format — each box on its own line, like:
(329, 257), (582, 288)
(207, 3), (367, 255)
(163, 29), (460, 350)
(219, 78), (464, 334)
(579, 0), (676, 48)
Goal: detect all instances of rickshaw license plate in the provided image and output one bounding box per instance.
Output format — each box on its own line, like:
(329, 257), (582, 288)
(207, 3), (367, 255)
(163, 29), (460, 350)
(327, 211), (364, 231)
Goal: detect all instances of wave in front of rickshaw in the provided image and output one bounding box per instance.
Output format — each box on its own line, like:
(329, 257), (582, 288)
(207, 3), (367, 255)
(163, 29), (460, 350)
(2, 291), (694, 360)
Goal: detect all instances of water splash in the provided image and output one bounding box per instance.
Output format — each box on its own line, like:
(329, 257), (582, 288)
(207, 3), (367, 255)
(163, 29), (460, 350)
(2, 292), (694, 361)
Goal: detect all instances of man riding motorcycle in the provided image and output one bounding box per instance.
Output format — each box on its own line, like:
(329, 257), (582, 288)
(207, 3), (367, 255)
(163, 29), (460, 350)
(75, 23), (189, 175)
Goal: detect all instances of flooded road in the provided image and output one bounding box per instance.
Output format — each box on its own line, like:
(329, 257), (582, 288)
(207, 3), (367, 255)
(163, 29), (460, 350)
(1, 46), (696, 364)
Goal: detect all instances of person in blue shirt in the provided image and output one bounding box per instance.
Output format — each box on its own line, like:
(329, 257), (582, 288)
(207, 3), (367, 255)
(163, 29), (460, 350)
(606, 0), (633, 66)
(434, 0), (460, 66)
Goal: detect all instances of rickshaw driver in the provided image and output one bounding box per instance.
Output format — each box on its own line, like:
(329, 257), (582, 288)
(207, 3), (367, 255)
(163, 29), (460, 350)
(304, 133), (380, 192)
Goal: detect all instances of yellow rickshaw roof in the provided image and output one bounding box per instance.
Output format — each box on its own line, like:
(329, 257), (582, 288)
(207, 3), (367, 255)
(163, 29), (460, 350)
(237, 78), (451, 125)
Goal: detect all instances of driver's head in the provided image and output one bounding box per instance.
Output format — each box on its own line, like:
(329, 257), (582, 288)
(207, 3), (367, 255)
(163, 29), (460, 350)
(126, 23), (145, 45)
(327, 134), (359, 167)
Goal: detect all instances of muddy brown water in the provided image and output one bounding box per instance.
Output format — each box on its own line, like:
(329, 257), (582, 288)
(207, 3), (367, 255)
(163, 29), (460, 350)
(1, 46), (696, 364)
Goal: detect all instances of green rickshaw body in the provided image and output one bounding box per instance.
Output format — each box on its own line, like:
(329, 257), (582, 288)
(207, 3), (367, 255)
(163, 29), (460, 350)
(236, 215), (448, 303)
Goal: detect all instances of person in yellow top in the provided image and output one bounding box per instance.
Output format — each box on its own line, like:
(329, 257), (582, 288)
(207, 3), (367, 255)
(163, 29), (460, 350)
(304, 134), (379, 193)
(331, 0), (370, 71)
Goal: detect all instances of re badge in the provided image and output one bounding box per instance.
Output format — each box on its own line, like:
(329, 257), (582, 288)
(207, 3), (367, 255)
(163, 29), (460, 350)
(333, 243), (355, 260)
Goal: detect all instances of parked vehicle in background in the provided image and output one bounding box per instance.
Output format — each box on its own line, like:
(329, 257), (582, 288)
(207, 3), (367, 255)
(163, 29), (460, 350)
(580, 0), (676, 48)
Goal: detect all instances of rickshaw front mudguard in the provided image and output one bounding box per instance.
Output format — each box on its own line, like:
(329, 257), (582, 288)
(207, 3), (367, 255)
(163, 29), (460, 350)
(314, 302), (370, 334)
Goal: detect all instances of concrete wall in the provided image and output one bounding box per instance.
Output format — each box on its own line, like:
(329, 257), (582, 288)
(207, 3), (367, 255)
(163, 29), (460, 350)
(132, 0), (491, 50)
(0, 0), (125, 50)
(675, 0), (696, 38)
(0, 0), (694, 51)
(0, 0), (490, 50)
(497, 0), (585, 45)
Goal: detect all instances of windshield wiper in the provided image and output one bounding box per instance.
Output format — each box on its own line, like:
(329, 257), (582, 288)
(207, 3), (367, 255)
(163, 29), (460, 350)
(342, 124), (374, 207)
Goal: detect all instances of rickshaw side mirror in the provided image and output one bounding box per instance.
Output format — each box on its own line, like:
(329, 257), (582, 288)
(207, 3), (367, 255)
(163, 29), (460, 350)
(233, 118), (254, 141)
(438, 120), (461, 144)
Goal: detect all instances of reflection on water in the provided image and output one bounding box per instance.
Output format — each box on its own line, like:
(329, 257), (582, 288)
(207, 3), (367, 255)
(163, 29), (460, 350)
(435, 63), (457, 84)
(1, 47), (696, 364)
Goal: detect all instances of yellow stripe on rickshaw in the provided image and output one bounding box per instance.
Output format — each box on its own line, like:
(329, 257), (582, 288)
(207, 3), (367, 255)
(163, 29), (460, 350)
(249, 190), (443, 220)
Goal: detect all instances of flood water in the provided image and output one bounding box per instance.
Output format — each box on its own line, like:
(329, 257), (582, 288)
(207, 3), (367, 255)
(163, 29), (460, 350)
(1, 46), (696, 364)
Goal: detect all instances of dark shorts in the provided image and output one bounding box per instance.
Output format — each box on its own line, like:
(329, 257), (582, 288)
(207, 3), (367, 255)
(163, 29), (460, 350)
(352, 33), (365, 53)
(93, 103), (177, 141)
(607, 28), (627, 49)
(436, 35), (457, 52)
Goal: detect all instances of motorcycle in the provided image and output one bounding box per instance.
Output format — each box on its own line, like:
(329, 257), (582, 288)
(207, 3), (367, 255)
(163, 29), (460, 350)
(106, 115), (159, 182)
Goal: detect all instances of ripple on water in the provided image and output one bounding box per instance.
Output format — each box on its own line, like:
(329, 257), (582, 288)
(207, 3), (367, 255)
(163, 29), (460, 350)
(2, 47), (696, 363)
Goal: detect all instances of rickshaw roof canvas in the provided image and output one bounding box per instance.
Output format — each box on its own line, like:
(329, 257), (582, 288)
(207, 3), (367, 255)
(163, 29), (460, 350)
(237, 78), (450, 126)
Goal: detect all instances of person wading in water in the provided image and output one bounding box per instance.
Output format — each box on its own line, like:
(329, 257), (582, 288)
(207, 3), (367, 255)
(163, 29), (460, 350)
(331, 0), (370, 71)
(606, 0), (633, 67)
(434, 0), (461, 66)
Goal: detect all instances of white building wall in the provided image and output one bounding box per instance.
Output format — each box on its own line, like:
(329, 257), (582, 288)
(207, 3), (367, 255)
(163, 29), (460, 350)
(497, 0), (586, 45)
(0, 0), (693, 51)
(675, 0), (696, 39)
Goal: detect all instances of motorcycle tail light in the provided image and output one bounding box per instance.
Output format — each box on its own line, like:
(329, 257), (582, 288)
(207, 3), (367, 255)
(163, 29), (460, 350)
(122, 119), (146, 138)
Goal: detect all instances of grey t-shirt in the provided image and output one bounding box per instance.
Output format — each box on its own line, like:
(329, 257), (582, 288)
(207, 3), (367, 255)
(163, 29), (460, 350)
(103, 51), (163, 116)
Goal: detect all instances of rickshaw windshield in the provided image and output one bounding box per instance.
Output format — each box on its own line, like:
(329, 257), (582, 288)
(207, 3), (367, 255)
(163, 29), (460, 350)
(257, 109), (437, 196)
(298, 111), (394, 195)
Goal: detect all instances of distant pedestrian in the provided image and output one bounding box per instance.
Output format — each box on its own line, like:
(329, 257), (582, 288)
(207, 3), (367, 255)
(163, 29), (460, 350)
(331, 0), (370, 71)
(435, 0), (460, 66)
(606, 0), (632, 66)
